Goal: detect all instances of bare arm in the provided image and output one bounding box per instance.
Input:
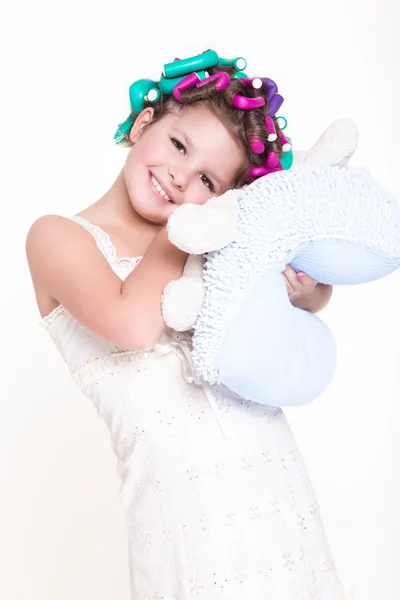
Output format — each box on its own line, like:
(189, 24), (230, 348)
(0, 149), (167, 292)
(26, 217), (187, 350)
(120, 226), (188, 344)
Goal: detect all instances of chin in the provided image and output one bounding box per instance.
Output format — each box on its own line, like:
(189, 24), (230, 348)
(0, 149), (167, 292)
(136, 204), (174, 227)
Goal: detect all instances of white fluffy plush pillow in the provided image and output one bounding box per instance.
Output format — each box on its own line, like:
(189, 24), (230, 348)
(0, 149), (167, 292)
(162, 119), (400, 406)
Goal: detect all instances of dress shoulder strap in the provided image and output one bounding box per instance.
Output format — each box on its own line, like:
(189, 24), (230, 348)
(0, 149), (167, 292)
(69, 215), (118, 264)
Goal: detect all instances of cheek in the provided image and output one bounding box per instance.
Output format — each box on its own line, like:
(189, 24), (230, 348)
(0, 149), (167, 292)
(126, 136), (168, 169)
(187, 185), (216, 206)
(124, 145), (142, 176)
(144, 134), (172, 162)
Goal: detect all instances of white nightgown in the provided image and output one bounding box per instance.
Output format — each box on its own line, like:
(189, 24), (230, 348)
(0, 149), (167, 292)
(39, 215), (353, 599)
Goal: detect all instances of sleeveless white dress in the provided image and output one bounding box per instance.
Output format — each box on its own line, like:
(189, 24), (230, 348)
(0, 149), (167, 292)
(39, 215), (352, 600)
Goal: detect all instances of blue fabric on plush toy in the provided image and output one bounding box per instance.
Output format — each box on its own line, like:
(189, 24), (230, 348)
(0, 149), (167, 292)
(187, 119), (400, 407)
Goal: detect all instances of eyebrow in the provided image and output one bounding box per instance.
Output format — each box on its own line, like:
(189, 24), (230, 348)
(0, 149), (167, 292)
(174, 128), (223, 187)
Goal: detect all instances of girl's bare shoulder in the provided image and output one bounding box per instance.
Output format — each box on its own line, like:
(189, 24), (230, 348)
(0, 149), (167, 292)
(26, 214), (97, 283)
(25, 215), (133, 347)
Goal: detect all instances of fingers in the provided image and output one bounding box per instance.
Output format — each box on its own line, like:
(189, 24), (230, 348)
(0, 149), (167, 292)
(282, 271), (294, 294)
(282, 265), (297, 291)
(283, 264), (318, 291)
(282, 265), (319, 308)
(282, 265), (326, 311)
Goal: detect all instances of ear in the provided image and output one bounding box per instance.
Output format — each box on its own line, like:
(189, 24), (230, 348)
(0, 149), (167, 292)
(129, 107), (155, 144)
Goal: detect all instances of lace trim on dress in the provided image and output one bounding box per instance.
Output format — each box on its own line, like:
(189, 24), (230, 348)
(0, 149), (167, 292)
(40, 304), (65, 327)
(70, 216), (143, 267)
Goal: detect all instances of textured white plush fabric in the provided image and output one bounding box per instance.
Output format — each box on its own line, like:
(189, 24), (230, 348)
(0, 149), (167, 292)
(191, 165), (400, 385)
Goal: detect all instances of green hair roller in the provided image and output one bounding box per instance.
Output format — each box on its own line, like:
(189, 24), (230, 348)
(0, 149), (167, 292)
(232, 71), (249, 79)
(280, 136), (294, 170)
(113, 79), (160, 145)
(163, 50), (219, 79)
(218, 56), (247, 71)
(129, 79), (160, 113)
(114, 114), (135, 145)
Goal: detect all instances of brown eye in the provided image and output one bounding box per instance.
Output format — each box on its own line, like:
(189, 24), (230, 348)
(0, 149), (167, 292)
(171, 137), (186, 153)
(200, 174), (215, 191)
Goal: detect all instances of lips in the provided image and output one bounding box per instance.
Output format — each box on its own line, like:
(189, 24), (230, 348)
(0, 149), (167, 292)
(149, 172), (175, 204)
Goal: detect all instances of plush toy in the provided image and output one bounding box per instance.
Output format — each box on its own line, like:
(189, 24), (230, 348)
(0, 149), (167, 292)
(162, 118), (400, 407)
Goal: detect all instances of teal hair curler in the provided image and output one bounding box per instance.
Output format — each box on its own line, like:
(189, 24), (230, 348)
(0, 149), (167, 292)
(114, 113), (135, 145)
(114, 79), (160, 145)
(159, 70), (208, 95)
(114, 51), (294, 170)
(129, 79), (160, 113)
(276, 116), (288, 131)
(280, 136), (293, 170)
(218, 56), (247, 71)
(232, 71), (249, 79)
(163, 50), (219, 79)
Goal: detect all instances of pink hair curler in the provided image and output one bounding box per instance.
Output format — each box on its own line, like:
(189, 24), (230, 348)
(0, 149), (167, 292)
(251, 138), (265, 154)
(173, 71), (230, 102)
(240, 77), (263, 89)
(232, 95), (265, 110)
(279, 130), (292, 152)
(248, 165), (269, 180)
(197, 71), (230, 91)
(173, 72), (201, 102)
(265, 151), (280, 168)
(265, 114), (278, 142)
(248, 162), (283, 182)
(269, 163), (283, 173)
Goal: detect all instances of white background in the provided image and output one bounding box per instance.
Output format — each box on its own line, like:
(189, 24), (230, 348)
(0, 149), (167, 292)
(1, 0), (399, 599)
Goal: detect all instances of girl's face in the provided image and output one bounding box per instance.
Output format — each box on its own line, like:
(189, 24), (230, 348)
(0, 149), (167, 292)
(123, 105), (245, 225)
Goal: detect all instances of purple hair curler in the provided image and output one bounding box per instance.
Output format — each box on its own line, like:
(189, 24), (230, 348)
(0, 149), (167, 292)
(265, 114), (278, 142)
(197, 71), (230, 91)
(232, 95), (265, 110)
(251, 138), (265, 154)
(173, 72), (201, 102)
(262, 77), (278, 103)
(268, 93), (284, 116)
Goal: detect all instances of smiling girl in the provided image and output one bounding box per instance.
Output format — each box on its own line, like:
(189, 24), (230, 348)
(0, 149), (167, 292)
(26, 52), (344, 599)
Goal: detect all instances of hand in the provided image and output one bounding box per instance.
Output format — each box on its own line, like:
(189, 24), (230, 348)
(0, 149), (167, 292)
(282, 265), (333, 313)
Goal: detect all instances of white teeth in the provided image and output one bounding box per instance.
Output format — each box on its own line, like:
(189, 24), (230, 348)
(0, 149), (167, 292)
(151, 175), (172, 202)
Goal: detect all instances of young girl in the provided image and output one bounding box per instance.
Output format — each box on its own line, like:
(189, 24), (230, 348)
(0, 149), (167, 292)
(26, 51), (346, 599)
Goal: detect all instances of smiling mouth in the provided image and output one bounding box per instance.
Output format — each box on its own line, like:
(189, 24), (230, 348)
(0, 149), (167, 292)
(150, 173), (175, 203)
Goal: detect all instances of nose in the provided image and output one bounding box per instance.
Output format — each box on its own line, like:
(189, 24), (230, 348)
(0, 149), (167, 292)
(168, 164), (189, 191)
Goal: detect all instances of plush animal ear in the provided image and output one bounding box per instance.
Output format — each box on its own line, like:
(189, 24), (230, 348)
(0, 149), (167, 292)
(291, 150), (307, 168)
(301, 118), (359, 168)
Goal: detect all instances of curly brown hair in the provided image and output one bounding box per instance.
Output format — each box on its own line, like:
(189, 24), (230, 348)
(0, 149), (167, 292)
(119, 64), (284, 188)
